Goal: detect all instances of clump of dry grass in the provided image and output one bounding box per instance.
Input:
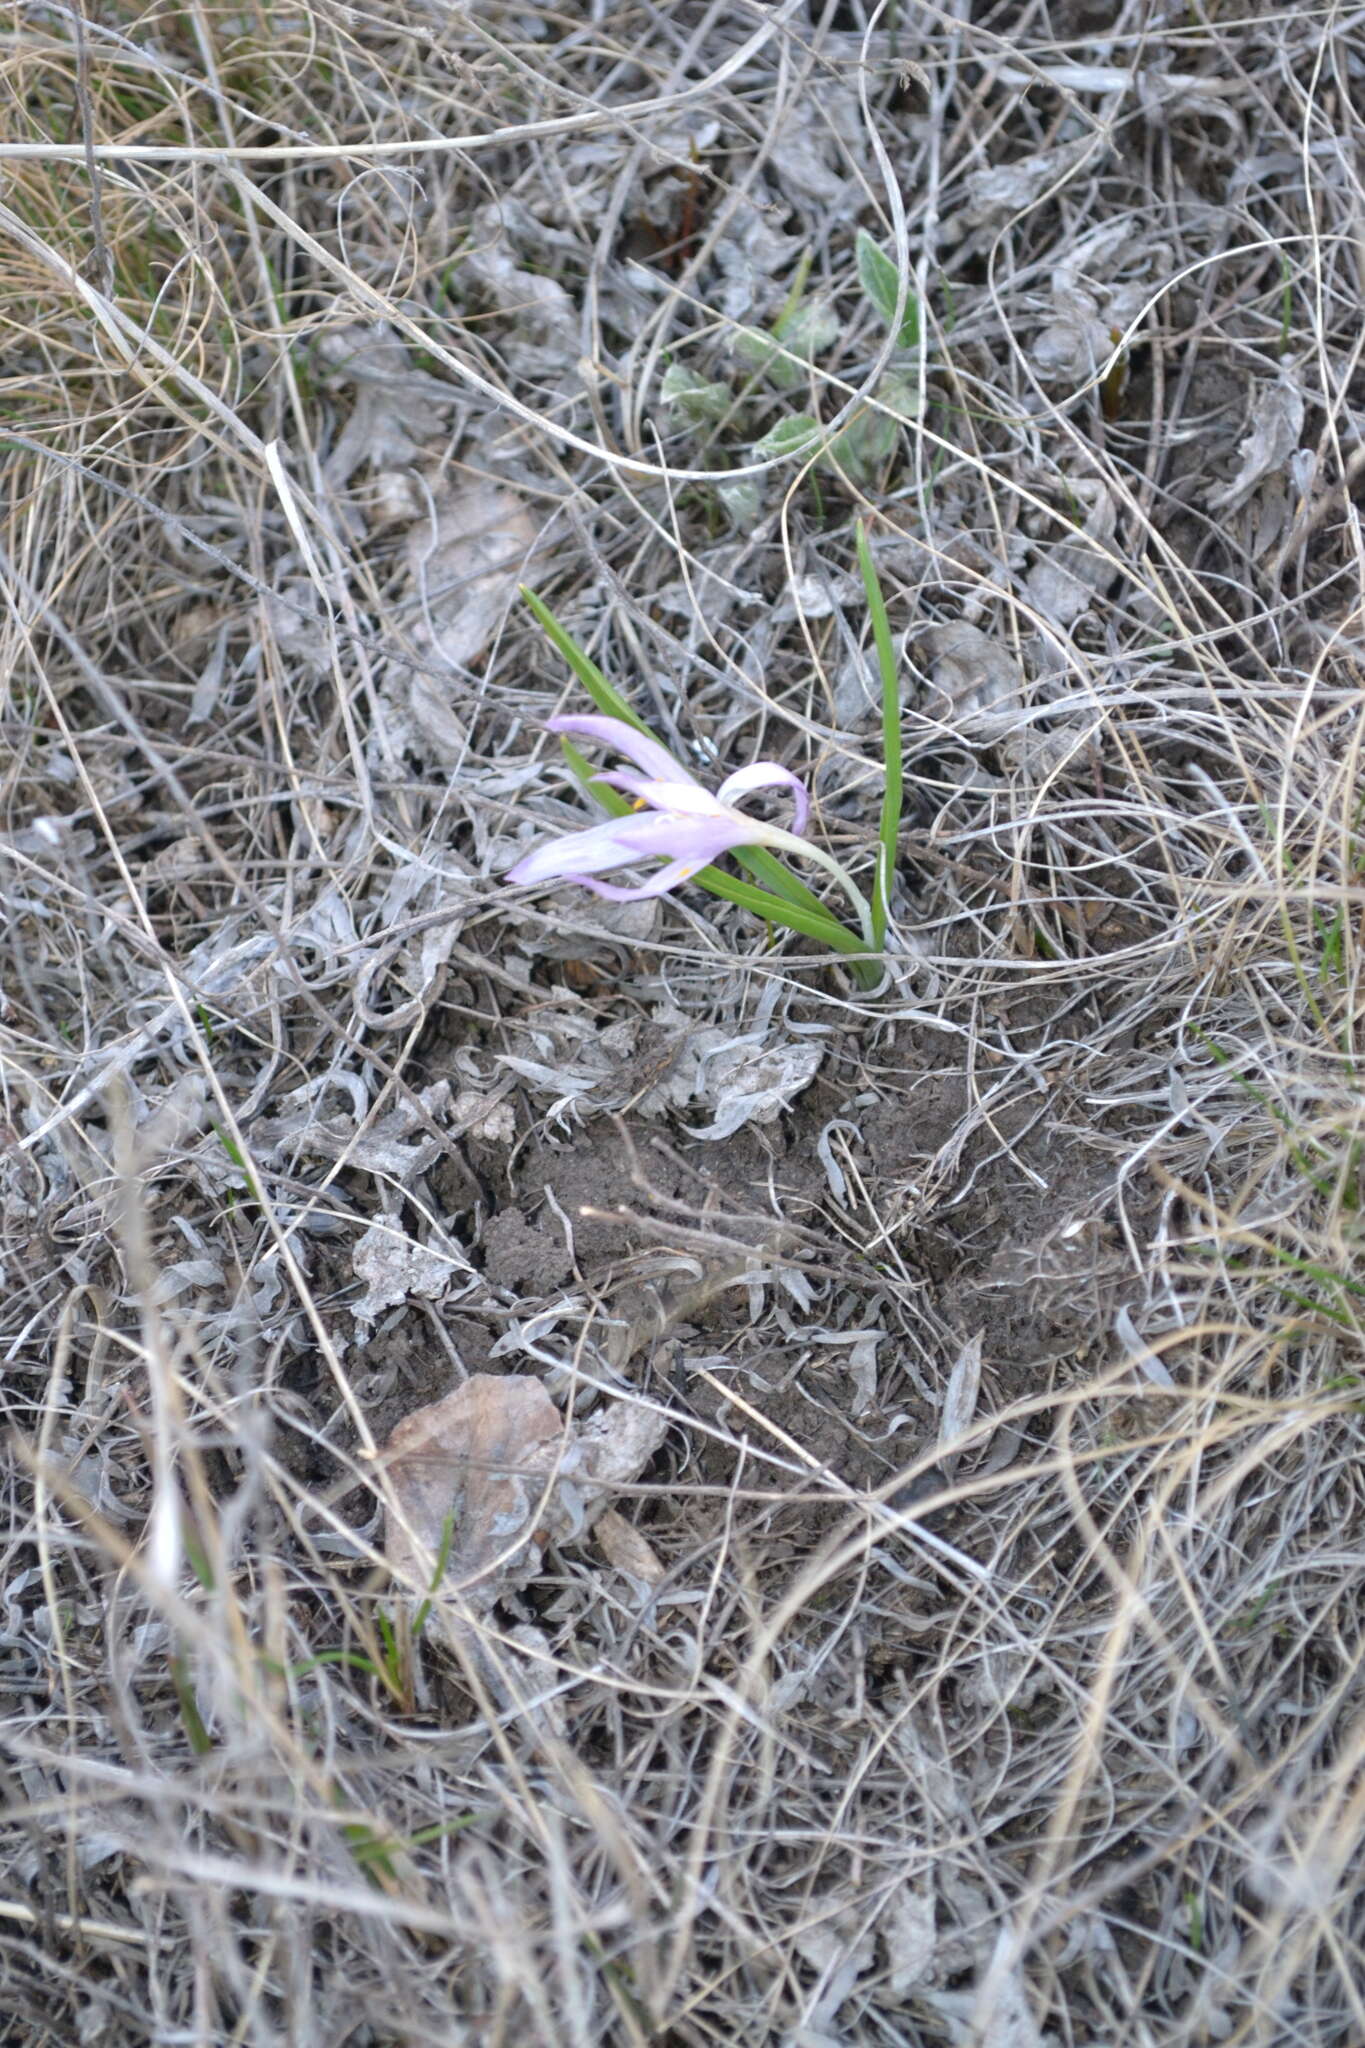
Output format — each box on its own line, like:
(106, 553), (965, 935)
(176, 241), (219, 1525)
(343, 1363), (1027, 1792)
(2, 2), (1364, 2043)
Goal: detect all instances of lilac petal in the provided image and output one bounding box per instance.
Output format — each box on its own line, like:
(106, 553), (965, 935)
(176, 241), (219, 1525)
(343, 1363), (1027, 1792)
(507, 812), (688, 885)
(547, 714), (699, 788)
(506, 809), (742, 887)
(564, 858), (705, 902)
(586, 769), (663, 804)
(715, 760), (810, 836)
(589, 773), (726, 818)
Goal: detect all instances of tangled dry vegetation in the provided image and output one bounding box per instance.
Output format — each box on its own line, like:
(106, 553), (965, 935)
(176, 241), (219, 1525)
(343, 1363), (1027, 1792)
(3, 1), (1365, 2042)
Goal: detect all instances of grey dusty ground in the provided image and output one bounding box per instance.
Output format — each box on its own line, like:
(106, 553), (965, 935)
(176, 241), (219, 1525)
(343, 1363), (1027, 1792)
(3, 2), (1365, 2043)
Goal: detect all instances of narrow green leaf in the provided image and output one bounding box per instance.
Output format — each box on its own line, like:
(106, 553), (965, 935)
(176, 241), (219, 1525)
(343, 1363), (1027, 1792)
(182, 1523), (215, 1592)
(413, 1508), (456, 1640)
(520, 588), (642, 731)
(406, 1813), (484, 1848)
(170, 1654), (214, 1757)
(855, 521), (902, 950)
(733, 843), (839, 919)
(560, 735), (632, 814)
(342, 1822), (399, 1884)
(771, 247), (814, 337)
(211, 1121), (260, 1201)
(856, 230), (920, 348)
(288, 1649), (384, 1679)
(692, 865), (866, 956)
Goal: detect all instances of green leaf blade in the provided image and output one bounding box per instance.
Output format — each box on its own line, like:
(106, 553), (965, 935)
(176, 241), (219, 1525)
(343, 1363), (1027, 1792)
(855, 520), (903, 951)
(752, 413), (822, 462)
(856, 230), (920, 349)
(520, 588), (642, 731)
(661, 362), (733, 422)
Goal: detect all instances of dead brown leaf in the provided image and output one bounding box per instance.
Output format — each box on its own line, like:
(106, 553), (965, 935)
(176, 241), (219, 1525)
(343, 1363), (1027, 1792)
(380, 1373), (668, 1678)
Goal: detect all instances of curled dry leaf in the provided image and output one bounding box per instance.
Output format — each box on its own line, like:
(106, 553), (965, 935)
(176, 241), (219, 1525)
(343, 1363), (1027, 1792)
(688, 1032), (823, 1142)
(1115, 1302), (1176, 1388)
(525, 892), (661, 964)
(847, 1331), (880, 1420)
(391, 479), (549, 767)
(1026, 481), (1118, 627)
(881, 1884), (938, 2000)
(382, 1374), (562, 1613)
(1032, 284), (1112, 384)
(460, 200), (576, 344)
(500, 1007), (825, 1138)
(316, 321), (458, 488)
(593, 1506), (665, 1586)
(919, 1955), (1048, 2048)
(451, 1087), (515, 1146)
(765, 95), (852, 203)
(1209, 369), (1306, 512)
(937, 1332), (983, 1479)
(790, 1914), (878, 2025)
(380, 1373), (668, 1657)
(352, 1225), (469, 1327)
(963, 139), (1095, 227)
(405, 479), (547, 675)
(918, 622), (1024, 737)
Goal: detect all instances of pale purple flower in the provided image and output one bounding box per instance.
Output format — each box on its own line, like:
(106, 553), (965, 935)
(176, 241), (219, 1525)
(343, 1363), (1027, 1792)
(505, 714), (814, 903)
